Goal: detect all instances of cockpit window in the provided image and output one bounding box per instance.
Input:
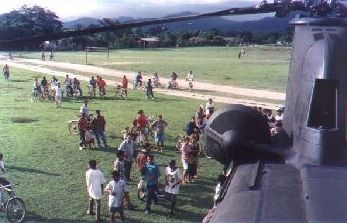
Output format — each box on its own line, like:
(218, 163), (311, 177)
(307, 79), (337, 129)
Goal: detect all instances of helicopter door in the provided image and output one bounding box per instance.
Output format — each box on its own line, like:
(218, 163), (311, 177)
(307, 79), (337, 130)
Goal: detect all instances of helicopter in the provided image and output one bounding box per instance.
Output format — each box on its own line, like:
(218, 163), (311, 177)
(2, 1), (347, 222)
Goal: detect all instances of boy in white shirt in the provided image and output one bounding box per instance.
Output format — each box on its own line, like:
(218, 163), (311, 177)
(86, 159), (105, 223)
(105, 171), (129, 223)
(165, 160), (182, 215)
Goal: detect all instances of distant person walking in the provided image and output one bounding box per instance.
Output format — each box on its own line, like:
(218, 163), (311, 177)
(3, 64), (9, 80)
(146, 79), (154, 100)
(122, 75), (128, 97)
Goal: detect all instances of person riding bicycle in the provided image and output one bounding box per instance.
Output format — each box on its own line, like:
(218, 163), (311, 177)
(73, 77), (82, 96)
(167, 72), (178, 89)
(153, 72), (161, 88)
(135, 72), (143, 89)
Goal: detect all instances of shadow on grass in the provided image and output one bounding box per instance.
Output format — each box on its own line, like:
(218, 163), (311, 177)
(24, 211), (154, 223)
(8, 166), (61, 176)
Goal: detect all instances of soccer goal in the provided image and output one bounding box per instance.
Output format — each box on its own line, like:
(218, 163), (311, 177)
(85, 46), (110, 66)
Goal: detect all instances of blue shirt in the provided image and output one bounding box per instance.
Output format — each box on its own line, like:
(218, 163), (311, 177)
(143, 162), (160, 186)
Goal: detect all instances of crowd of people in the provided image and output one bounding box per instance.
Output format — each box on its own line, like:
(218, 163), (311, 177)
(82, 97), (218, 223)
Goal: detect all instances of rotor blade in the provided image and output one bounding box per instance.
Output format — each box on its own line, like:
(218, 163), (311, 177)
(0, 4), (281, 47)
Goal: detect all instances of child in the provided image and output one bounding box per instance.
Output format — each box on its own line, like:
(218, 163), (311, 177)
(105, 171), (129, 223)
(180, 137), (191, 183)
(113, 150), (126, 181)
(84, 130), (95, 149)
(165, 160), (182, 215)
(136, 149), (148, 173)
(214, 174), (226, 206)
(121, 127), (130, 140)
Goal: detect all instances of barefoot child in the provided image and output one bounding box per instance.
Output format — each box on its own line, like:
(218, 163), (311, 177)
(105, 171), (128, 223)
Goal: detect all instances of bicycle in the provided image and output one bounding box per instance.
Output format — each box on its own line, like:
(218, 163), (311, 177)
(0, 183), (26, 223)
(174, 132), (212, 159)
(137, 177), (165, 202)
(68, 114), (94, 135)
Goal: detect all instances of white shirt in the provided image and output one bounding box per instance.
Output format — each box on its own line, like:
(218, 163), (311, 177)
(80, 105), (89, 116)
(165, 166), (182, 195)
(0, 160), (4, 173)
(86, 169), (105, 200)
(205, 102), (215, 115)
(55, 86), (62, 98)
(186, 73), (194, 81)
(118, 140), (134, 162)
(105, 179), (129, 208)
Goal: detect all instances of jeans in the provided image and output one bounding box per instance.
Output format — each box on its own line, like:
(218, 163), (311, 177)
(146, 184), (158, 212)
(124, 161), (133, 181)
(94, 129), (107, 147)
(89, 198), (101, 222)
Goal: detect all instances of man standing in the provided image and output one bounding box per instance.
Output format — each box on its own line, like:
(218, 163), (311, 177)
(142, 154), (160, 214)
(151, 115), (168, 152)
(78, 113), (88, 150)
(91, 110), (107, 148)
(86, 160), (105, 223)
(146, 79), (154, 100)
(122, 75), (128, 98)
(118, 135), (134, 182)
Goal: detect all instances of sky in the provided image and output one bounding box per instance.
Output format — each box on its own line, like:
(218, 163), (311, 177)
(0, 0), (266, 21)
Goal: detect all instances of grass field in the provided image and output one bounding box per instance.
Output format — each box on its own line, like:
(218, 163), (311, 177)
(0, 68), (223, 223)
(19, 46), (291, 92)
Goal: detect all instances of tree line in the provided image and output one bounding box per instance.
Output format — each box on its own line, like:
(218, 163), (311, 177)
(0, 6), (293, 50)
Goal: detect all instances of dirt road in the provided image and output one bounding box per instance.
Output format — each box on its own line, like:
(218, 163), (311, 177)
(0, 56), (285, 109)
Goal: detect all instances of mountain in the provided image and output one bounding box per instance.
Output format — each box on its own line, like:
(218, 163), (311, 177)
(63, 17), (100, 29)
(63, 12), (295, 33)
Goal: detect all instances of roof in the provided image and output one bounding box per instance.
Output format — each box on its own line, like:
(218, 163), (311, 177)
(139, 37), (160, 42)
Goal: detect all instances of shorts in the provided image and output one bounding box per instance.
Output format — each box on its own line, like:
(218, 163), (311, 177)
(110, 206), (123, 213)
(182, 159), (189, 170)
(155, 133), (164, 142)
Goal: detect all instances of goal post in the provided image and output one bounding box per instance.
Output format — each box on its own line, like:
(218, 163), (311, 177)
(85, 46), (110, 67)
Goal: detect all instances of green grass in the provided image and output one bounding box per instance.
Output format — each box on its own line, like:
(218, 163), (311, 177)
(0, 68), (223, 223)
(19, 46), (291, 92)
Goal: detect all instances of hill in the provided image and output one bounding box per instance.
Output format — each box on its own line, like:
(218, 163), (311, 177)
(64, 12), (296, 33)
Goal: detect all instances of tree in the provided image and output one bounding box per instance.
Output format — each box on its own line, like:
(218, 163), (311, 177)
(0, 5), (63, 45)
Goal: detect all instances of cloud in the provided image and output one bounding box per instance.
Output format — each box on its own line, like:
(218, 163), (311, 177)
(0, 0), (260, 20)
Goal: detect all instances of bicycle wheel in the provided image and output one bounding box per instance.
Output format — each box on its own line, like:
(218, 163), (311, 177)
(137, 188), (146, 201)
(68, 121), (79, 135)
(6, 197), (26, 223)
(203, 145), (213, 159)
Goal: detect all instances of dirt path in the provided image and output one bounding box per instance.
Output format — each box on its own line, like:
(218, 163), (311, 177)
(0, 56), (285, 109)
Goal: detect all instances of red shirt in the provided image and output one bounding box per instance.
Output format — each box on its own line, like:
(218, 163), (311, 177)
(122, 78), (128, 88)
(78, 117), (88, 130)
(136, 114), (147, 128)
